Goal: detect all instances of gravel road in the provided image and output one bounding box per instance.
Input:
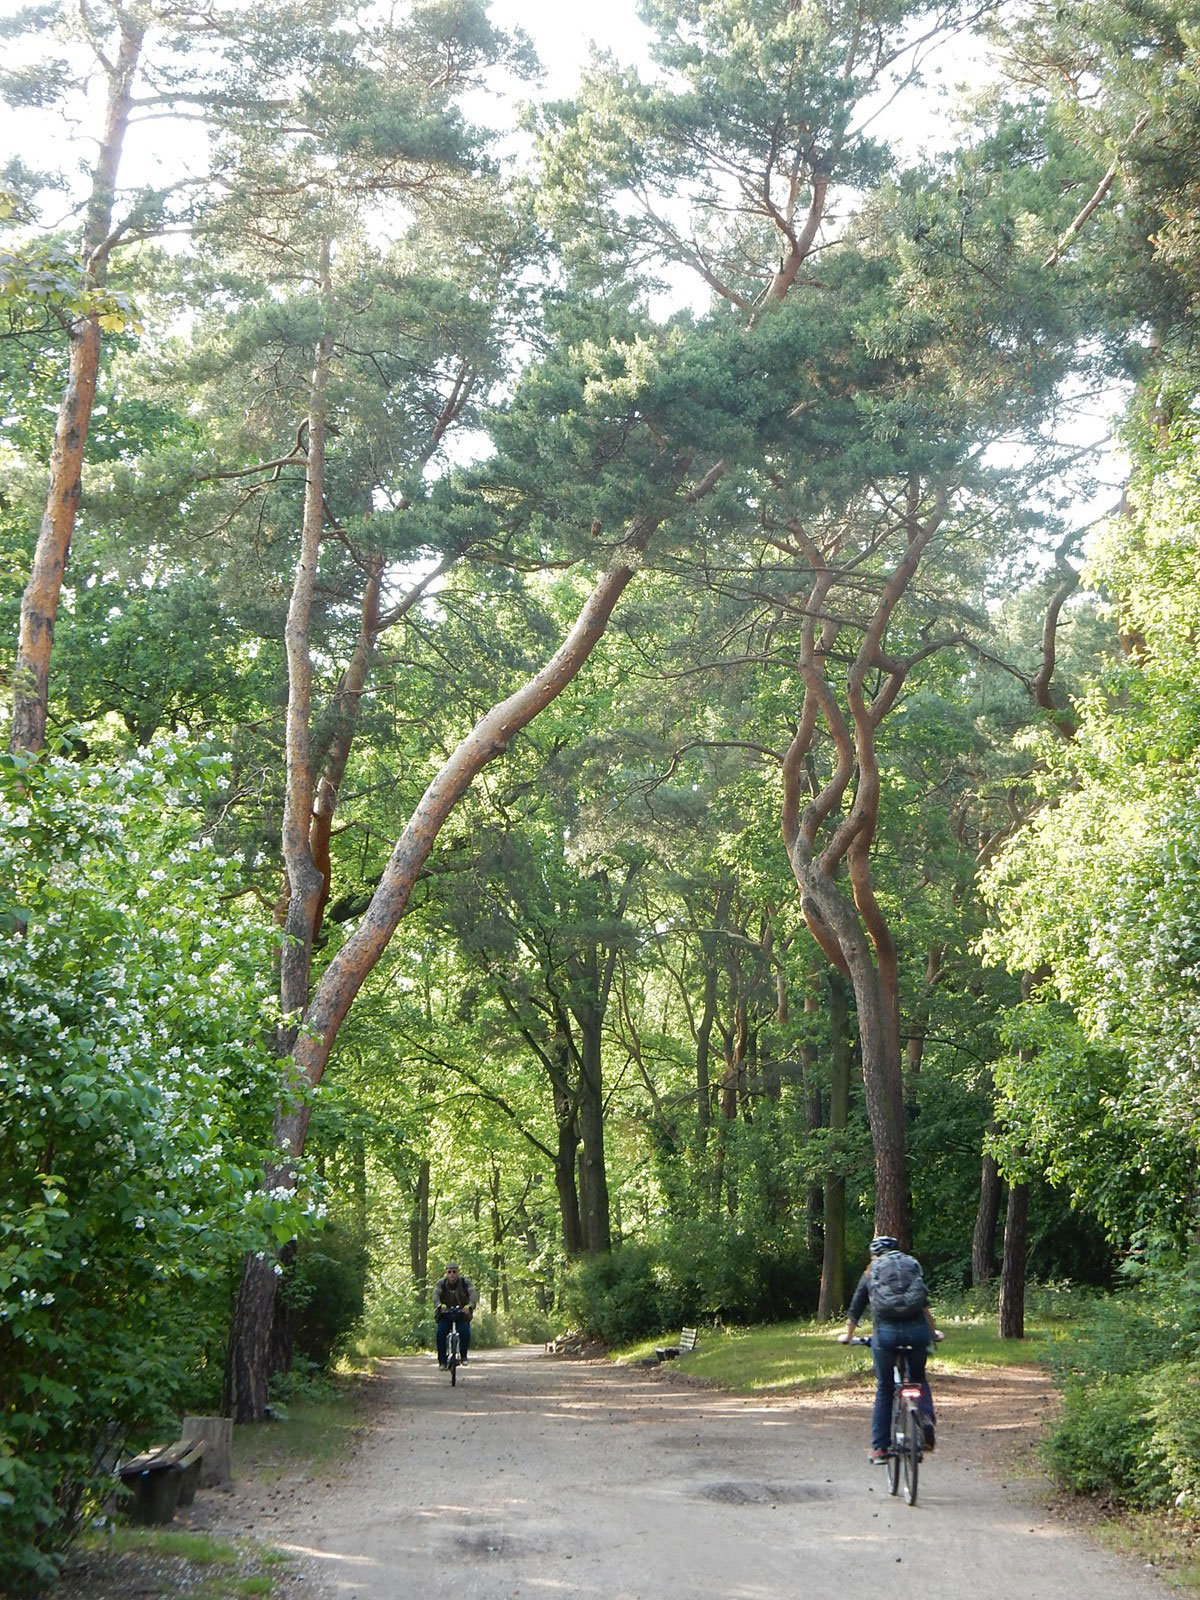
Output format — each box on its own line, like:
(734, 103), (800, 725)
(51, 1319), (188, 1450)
(202, 1346), (1174, 1600)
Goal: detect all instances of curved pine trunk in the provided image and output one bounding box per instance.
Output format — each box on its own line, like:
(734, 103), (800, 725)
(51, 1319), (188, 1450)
(9, 19), (143, 753)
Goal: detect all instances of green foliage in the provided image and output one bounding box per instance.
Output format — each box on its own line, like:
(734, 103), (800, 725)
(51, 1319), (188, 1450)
(562, 1222), (819, 1343)
(562, 1244), (665, 1345)
(283, 1223), (368, 1369)
(1043, 1285), (1200, 1507)
(0, 742), (310, 1592)
(1046, 1366), (1200, 1508)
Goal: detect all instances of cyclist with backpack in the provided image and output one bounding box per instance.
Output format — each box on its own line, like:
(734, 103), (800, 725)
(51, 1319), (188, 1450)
(837, 1236), (943, 1463)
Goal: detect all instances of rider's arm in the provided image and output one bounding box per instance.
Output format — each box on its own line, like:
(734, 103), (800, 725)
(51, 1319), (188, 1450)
(837, 1273), (872, 1341)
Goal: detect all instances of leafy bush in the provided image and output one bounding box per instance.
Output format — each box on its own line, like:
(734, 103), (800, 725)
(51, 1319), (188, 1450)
(655, 1217), (818, 1325)
(0, 745), (310, 1593)
(1046, 1365), (1200, 1507)
(561, 1244), (663, 1344)
(1043, 1284), (1200, 1507)
(561, 1226), (818, 1344)
(284, 1223), (368, 1368)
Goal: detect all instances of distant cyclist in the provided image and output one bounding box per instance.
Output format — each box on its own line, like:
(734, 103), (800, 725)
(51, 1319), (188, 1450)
(433, 1262), (478, 1369)
(837, 1236), (942, 1463)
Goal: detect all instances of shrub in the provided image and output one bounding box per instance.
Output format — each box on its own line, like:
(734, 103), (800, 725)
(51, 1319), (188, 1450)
(560, 1227), (819, 1344)
(654, 1218), (818, 1324)
(1042, 1282), (1200, 1508)
(1045, 1373), (1159, 1501)
(284, 1223), (368, 1368)
(0, 745), (310, 1593)
(561, 1244), (663, 1344)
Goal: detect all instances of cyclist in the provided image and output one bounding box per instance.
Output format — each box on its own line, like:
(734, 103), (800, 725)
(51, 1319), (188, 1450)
(836, 1235), (942, 1463)
(433, 1262), (478, 1369)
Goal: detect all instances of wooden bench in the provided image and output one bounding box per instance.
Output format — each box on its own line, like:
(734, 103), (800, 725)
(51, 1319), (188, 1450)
(655, 1326), (699, 1361)
(116, 1438), (205, 1525)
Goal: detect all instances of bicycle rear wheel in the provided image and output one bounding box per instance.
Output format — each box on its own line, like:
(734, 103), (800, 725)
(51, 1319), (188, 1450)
(902, 1405), (920, 1504)
(887, 1398), (902, 1496)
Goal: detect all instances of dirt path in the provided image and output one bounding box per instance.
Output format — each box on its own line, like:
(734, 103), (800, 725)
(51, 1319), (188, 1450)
(189, 1347), (1172, 1600)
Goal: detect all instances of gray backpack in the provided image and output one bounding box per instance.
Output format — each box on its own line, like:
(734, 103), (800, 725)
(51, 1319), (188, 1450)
(868, 1251), (927, 1318)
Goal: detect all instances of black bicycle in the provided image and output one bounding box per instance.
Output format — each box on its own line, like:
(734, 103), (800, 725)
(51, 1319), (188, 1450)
(444, 1309), (469, 1386)
(849, 1336), (925, 1504)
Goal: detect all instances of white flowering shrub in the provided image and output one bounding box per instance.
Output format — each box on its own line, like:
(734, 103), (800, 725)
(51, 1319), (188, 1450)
(0, 742), (306, 1593)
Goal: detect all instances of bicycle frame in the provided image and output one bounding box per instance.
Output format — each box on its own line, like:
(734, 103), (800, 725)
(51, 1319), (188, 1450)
(887, 1345), (924, 1504)
(444, 1310), (468, 1386)
(849, 1336), (924, 1505)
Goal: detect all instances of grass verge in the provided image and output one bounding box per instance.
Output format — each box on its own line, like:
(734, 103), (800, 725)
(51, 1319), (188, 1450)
(615, 1314), (1061, 1393)
(1090, 1508), (1200, 1591)
(63, 1528), (292, 1600)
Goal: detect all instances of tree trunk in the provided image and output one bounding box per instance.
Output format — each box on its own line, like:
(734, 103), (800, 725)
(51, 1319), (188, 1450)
(226, 510), (657, 1412)
(222, 1249), (279, 1420)
(553, 1076), (584, 1258)
(780, 487), (947, 1250)
(693, 886), (731, 1153)
(801, 978), (824, 1253)
(9, 18), (143, 754)
(576, 1007), (611, 1254)
(998, 1180), (1028, 1339)
(972, 1146), (1002, 1286)
(818, 971), (852, 1319)
(225, 243), (335, 1417)
(410, 1158), (431, 1296)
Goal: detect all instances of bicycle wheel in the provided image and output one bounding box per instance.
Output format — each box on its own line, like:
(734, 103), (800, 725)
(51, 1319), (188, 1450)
(887, 1398), (901, 1496)
(902, 1404), (920, 1505)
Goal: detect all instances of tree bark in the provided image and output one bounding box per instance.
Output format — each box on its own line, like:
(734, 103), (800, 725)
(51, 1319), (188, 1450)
(972, 1146), (1002, 1286)
(222, 1246), (280, 1420)
(9, 17), (143, 753)
(576, 1005), (612, 1254)
(998, 1180), (1028, 1339)
(818, 970), (852, 1319)
(801, 978), (824, 1253)
(409, 1158), (431, 1297)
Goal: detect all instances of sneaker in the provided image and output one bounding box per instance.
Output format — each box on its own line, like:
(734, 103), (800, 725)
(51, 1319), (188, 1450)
(869, 1448), (888, 1464)
(923, 1422), (936, 1451)
(438, 1361), (448, 1369)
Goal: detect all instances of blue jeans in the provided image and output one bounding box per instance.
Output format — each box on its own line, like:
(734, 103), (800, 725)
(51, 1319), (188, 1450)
(871, 1319), (934, 1451)
(436, 1311), (471, 1364)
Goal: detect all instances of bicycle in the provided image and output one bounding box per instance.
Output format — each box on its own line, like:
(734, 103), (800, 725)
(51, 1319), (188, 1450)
(849, 1336), (926, 1504)
(442, 1309), (469, 1386)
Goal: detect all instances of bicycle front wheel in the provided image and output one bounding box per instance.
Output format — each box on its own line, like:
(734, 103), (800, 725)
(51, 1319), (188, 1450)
(902, 1405), (920, 1505)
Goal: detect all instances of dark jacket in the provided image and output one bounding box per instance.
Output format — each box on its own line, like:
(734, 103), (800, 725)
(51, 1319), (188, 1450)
(433, 1273), (477, 1313)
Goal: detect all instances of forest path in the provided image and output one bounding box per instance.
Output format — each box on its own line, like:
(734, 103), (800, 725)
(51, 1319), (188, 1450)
(207, 1346), (1172, 1600)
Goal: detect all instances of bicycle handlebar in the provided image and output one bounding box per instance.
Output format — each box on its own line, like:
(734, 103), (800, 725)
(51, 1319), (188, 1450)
(842, 1332), (944, 1347)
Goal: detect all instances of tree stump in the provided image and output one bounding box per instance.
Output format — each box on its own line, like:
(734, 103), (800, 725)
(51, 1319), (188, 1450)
(181, 1415), (233, 1487)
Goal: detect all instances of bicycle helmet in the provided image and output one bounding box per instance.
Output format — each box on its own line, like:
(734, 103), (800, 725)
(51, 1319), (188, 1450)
(869, 1235), (900, 1256)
